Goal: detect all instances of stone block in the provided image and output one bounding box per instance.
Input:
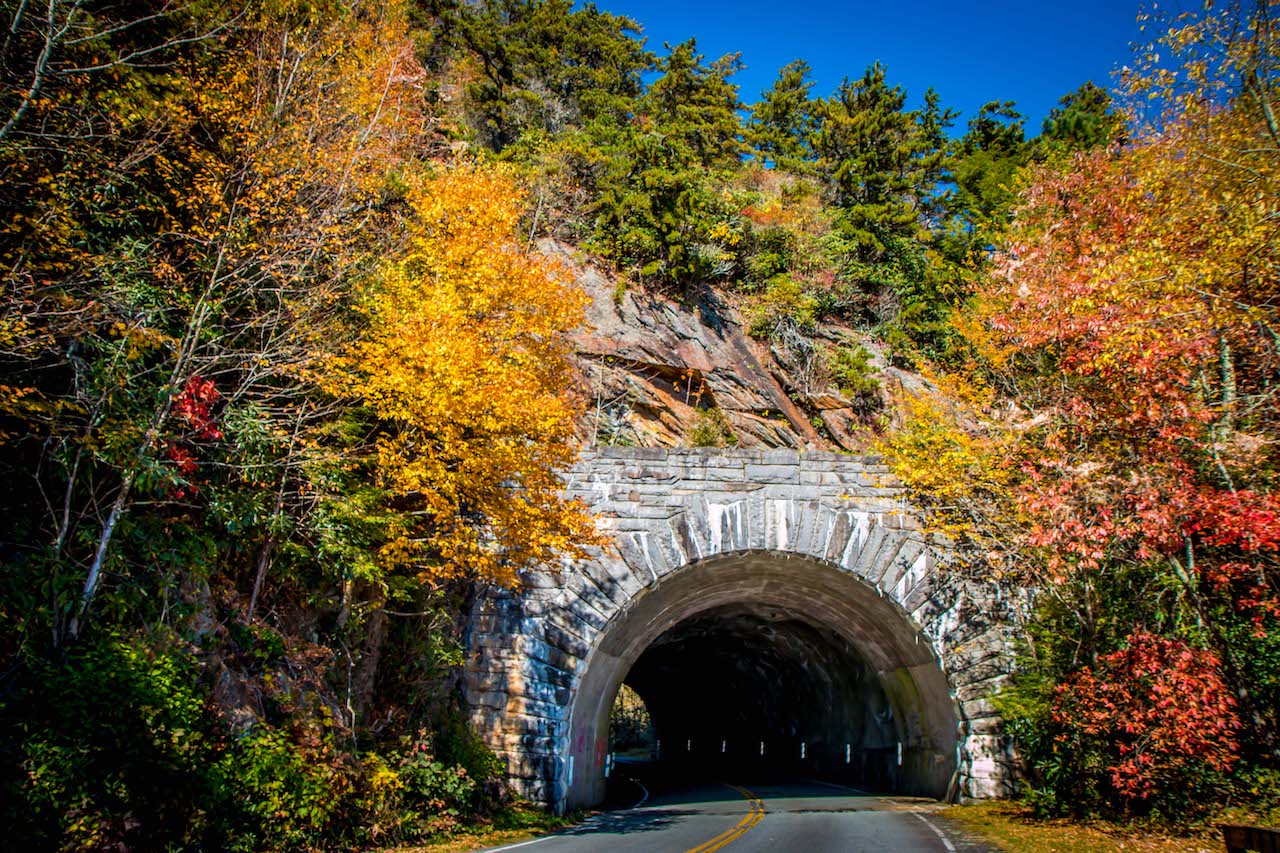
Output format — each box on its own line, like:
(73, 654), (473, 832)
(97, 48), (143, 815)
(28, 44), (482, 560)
(744, 463), (801, 483)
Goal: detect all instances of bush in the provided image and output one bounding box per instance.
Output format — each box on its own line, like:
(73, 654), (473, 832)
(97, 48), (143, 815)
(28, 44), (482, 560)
(0, 629), (507, 852)
(1, 632), (222, 851)
(689, 408), (737, 448)
(747, 274), (818, 340)
(218, 725), (354, 852)
(999, 633), (1242, 821)
(829, 342), (882, 415)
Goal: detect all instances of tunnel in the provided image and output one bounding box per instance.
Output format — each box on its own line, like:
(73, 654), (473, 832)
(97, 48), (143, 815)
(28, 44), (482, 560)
(563, 551), (958, 809)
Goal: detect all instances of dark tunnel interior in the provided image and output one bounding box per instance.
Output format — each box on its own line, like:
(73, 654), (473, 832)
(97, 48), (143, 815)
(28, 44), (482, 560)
(614, 602), (905, 789)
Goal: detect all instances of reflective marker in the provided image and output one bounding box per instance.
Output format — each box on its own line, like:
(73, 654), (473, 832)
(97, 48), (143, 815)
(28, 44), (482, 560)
(800, 741), (806, 759)
(721, 740), (726, 753)
(897, 741), (903, 766)
(760, 740), (765, 756)
(845, 743), (851, 764)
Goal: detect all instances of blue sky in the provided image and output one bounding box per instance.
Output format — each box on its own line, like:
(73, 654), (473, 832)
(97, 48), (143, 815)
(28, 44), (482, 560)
(591, 0), (1147, 134)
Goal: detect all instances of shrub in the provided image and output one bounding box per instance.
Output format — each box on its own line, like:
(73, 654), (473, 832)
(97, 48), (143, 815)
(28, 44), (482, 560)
(747, 274), (818, 340)
(218, 725), (353, 852)
(689, 408), (737, 448)
(1002, 633), (1241, 821)
(2, 632), (221, 851)
(829, 342), (882, 415)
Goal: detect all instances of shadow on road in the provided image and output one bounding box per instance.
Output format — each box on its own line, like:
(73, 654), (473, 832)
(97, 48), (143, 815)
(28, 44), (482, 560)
(561, 807), (700, 836)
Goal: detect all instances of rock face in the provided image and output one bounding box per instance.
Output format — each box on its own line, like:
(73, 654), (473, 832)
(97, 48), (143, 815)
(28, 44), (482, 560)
(465, 447), (1019, 812)
(553, 243), (933, 451)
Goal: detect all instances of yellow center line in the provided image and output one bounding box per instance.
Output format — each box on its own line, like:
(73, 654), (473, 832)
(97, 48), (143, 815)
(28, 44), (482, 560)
(685, 784), (766, 853)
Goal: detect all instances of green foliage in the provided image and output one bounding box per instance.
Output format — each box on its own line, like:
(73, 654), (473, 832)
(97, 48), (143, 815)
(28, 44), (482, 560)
(748, 274), (819, 339)
(2, 632), (220, 850)
(220, 727), (350, 851)
(1038, 81), (1123, 155)
(745, 59), (817, 170)
(0, 629), (501, 851)
(811, 64), (927, 255)
(950, 101), (1028, 233)
(589, 127), (728, 285)
(688, 407), (737, 448)
(431, 0), (651, 149)
(609, 684), (653, 752)
(829, 342), (882, 414)
(642, 39), (745, 170)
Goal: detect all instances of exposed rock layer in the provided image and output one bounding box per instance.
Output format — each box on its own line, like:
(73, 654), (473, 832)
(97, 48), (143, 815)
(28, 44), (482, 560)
(554, 243), (939, 452)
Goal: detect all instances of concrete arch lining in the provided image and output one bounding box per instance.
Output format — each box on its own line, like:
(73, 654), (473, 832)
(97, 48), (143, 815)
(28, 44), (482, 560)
(562, 549), (959, 809)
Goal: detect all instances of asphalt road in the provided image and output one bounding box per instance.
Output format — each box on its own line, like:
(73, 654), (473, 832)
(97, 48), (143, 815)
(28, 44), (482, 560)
(479, 776), (994, 853)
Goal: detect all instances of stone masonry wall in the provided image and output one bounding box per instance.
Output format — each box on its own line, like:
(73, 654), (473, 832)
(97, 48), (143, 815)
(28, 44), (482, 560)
(464, 447), (1019, 809)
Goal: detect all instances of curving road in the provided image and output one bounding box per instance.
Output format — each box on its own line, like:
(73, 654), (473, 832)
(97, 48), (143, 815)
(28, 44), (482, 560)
(479, 776), (993, 853)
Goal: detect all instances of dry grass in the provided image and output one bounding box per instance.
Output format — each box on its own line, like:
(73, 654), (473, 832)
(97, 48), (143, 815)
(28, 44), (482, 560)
(384, 804), (580, 853)
(938, 802), (1221, 853)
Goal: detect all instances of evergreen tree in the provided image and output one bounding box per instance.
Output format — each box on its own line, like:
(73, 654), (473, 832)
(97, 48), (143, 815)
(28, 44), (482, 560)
(430, 0), (652, 149)
(590, 127), (721, 284)
(950, 100), (1028, 232)
(745, 59), (817, 170)
(810, 63), (929, 261)
(1039, 80), (1124, 152)
(641, 38), (745, 169)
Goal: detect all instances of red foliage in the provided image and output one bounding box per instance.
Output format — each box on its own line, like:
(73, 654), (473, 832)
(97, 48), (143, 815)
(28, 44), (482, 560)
(163, 376), (222, 497)
(1189, 490), (1280, 553)
(1051, 633), (1240, 801)
(165, 444), (198, 476)
(173, 375), (223, 440)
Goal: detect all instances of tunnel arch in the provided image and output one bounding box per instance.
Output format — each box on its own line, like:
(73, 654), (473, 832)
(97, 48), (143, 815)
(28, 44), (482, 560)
(566, 551), (958, 808)
(465, 448), (1017, 812)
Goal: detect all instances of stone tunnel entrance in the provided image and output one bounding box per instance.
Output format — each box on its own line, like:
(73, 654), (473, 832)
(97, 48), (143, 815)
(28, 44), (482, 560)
(465, 448), (1016, 813)
(566, 551), (958, 808)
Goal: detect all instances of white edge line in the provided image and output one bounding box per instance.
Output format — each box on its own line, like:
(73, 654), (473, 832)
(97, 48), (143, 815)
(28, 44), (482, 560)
(481, 835), (555, 853)
(913, 812), (958, 853)
(630, 779), (650, 809)
(481, 778), (650, 853)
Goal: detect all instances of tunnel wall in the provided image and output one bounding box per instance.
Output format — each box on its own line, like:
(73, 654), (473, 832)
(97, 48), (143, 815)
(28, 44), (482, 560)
(464, 447), (1018, 811)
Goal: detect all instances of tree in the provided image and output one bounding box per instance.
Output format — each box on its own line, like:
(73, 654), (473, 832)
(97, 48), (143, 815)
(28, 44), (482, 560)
(746, 59), (817, 170)
(1039, 81), (1124, 153)
(432, 0), (652, 149)
(320, 161), (600, 587)
(811, 63), (924, 251)
(977, 0), (1280, 815)
(641, 38), (744, 170)
(949, 100), (1028, 234)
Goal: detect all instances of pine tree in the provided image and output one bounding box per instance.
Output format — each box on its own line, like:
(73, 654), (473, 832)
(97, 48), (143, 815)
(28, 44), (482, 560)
(950, 100), (1028, 232)
(810, 63), (927, 261)
(745, 59), (817, 170)
(430, 0), (652, 149)
(641, 38), (744, 169)
(1040, 81), (1123, 153)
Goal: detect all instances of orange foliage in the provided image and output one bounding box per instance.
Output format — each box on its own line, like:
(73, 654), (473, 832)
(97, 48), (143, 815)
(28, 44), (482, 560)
(323, 162), (601, 585)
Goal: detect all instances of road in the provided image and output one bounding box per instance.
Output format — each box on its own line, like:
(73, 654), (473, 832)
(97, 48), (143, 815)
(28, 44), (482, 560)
(479, 776), (993, 853)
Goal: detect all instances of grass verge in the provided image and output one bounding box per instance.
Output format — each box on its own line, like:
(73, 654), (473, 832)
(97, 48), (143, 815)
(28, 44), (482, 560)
(386, 803), (582, 853)
(938, 801), (1221, 853)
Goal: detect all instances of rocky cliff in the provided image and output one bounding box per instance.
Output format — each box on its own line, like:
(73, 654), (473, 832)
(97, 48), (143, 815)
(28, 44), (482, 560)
(552, 242), (941, 451)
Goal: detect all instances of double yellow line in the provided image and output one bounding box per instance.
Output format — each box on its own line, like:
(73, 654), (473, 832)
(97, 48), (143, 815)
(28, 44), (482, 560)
(685, 784), (765, 853)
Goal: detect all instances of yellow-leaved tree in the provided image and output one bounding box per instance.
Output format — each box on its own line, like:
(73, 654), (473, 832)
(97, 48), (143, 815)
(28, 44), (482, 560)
(325, 161), (600, 587)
